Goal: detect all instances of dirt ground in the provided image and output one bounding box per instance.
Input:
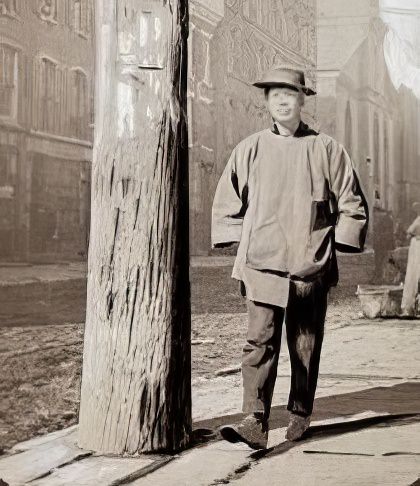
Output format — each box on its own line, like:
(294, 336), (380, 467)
(0, 254), (373, 451)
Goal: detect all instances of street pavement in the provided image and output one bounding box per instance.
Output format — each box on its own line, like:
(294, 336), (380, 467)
(1, 254), (419, 485)
(139, 316), (420, 486)
(192, 315), (420, 422)
(2, 314), (418, 486)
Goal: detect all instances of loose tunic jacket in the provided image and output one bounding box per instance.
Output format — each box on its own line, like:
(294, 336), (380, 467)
(211, 122), (368, 307)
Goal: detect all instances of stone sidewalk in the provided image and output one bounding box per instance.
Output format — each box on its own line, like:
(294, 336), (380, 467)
(192, 315), (420, 421)
(1, 316), (419, 485)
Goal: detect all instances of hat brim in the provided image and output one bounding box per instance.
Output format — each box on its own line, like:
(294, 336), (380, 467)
(252, 81), (316, 96)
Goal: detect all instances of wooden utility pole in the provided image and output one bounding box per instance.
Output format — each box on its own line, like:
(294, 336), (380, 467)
(78, 0), (191, 454)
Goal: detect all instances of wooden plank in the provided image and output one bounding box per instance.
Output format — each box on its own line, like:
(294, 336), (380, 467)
(11, 426), (78, 453)
(129, 442), (251, 486)
(0, 435), (91, 485)
(30, 456), (155, 486)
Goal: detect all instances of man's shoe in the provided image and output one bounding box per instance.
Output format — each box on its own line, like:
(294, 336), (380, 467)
(285, 414), (311, 441)
(220, 413), (268, 450)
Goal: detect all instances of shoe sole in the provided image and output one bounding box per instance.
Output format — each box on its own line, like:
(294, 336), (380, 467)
(219, 425), (267, 450)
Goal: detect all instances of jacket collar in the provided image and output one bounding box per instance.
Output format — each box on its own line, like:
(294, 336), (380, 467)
(272, 120), (318, 138)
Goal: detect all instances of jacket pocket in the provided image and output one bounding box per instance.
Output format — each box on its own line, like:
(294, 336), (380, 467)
(311, 200), (334, 231)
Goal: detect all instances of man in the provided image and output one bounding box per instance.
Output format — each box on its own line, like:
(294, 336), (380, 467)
(401, 202), (420, 316)
(212, 66), (368, 449)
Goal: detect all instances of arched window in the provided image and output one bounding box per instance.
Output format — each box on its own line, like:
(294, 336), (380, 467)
(0, 44), (18, 119)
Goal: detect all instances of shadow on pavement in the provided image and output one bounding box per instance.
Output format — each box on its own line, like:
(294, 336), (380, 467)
(250, 413), (420, 460)
(192, 382), (420, 449)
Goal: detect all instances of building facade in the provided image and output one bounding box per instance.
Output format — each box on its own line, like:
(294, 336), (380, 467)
(0, 0), (93, 262)
(317, 0), (379, 137)
(189, 0), (317, 255)
(1, 1), (317, 260)
(318, 1), (420, 279)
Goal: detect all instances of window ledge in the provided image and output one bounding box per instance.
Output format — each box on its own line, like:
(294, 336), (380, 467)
(29, 129), (93, 147)
(0, 12), (20, 21)
(0, 118), (24, 131)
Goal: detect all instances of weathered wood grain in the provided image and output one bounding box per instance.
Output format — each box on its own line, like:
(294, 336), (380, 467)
(78, 0), (191, 454)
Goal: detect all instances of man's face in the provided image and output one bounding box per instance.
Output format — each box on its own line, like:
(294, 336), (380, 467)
(266, 86), (303, 126)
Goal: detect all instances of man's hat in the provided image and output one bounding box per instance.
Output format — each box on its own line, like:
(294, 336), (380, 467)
(253, 65), (316, 96)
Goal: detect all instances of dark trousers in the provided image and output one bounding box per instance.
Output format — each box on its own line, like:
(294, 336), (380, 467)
(242, 277), (328, 419)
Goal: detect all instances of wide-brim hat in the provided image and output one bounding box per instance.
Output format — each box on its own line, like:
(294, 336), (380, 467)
(253, 65), (316, 96)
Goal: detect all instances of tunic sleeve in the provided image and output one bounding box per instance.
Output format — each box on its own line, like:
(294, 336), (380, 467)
(328, 141), (369, 252)
(407, 216), (420, 238)
(211, 143), (251, 248)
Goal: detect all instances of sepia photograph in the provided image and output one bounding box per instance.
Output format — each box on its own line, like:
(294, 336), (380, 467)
(0, 0), (419, 484)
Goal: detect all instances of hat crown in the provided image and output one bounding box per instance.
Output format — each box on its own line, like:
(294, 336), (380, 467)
(260, 66), (305, 86)
(253, 64), (316, 96)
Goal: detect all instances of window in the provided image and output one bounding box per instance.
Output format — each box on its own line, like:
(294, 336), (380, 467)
(0, 44), (18, 119)
(73, 0), (89, 36)
(39, 0), (57, 23)
(0, 0), (17, 17)
(40, 58), (59, 132)
(70, 69), (88, 139)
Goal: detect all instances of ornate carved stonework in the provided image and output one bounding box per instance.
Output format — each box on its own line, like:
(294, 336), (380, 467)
(241, 0), (316, 62)
(225, 0), (316, 87)
(0, 0), (17, 17)
(39, 0), (57, 23)
(243, 0), (289, 42)
(227, 21), (298, 85)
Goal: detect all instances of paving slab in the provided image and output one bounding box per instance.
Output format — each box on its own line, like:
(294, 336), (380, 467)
(126, 412), (412, 486)
(30, 455), (155, 486)
(0, 432), (90, 485)
(229, 422), (420, 486)
(10, 426), (78, 453)
(129, 442), (251, 486)
(303, 421), (420, 456)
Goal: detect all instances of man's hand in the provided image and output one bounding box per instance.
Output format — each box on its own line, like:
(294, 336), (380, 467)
(211, 242), (240, 255)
